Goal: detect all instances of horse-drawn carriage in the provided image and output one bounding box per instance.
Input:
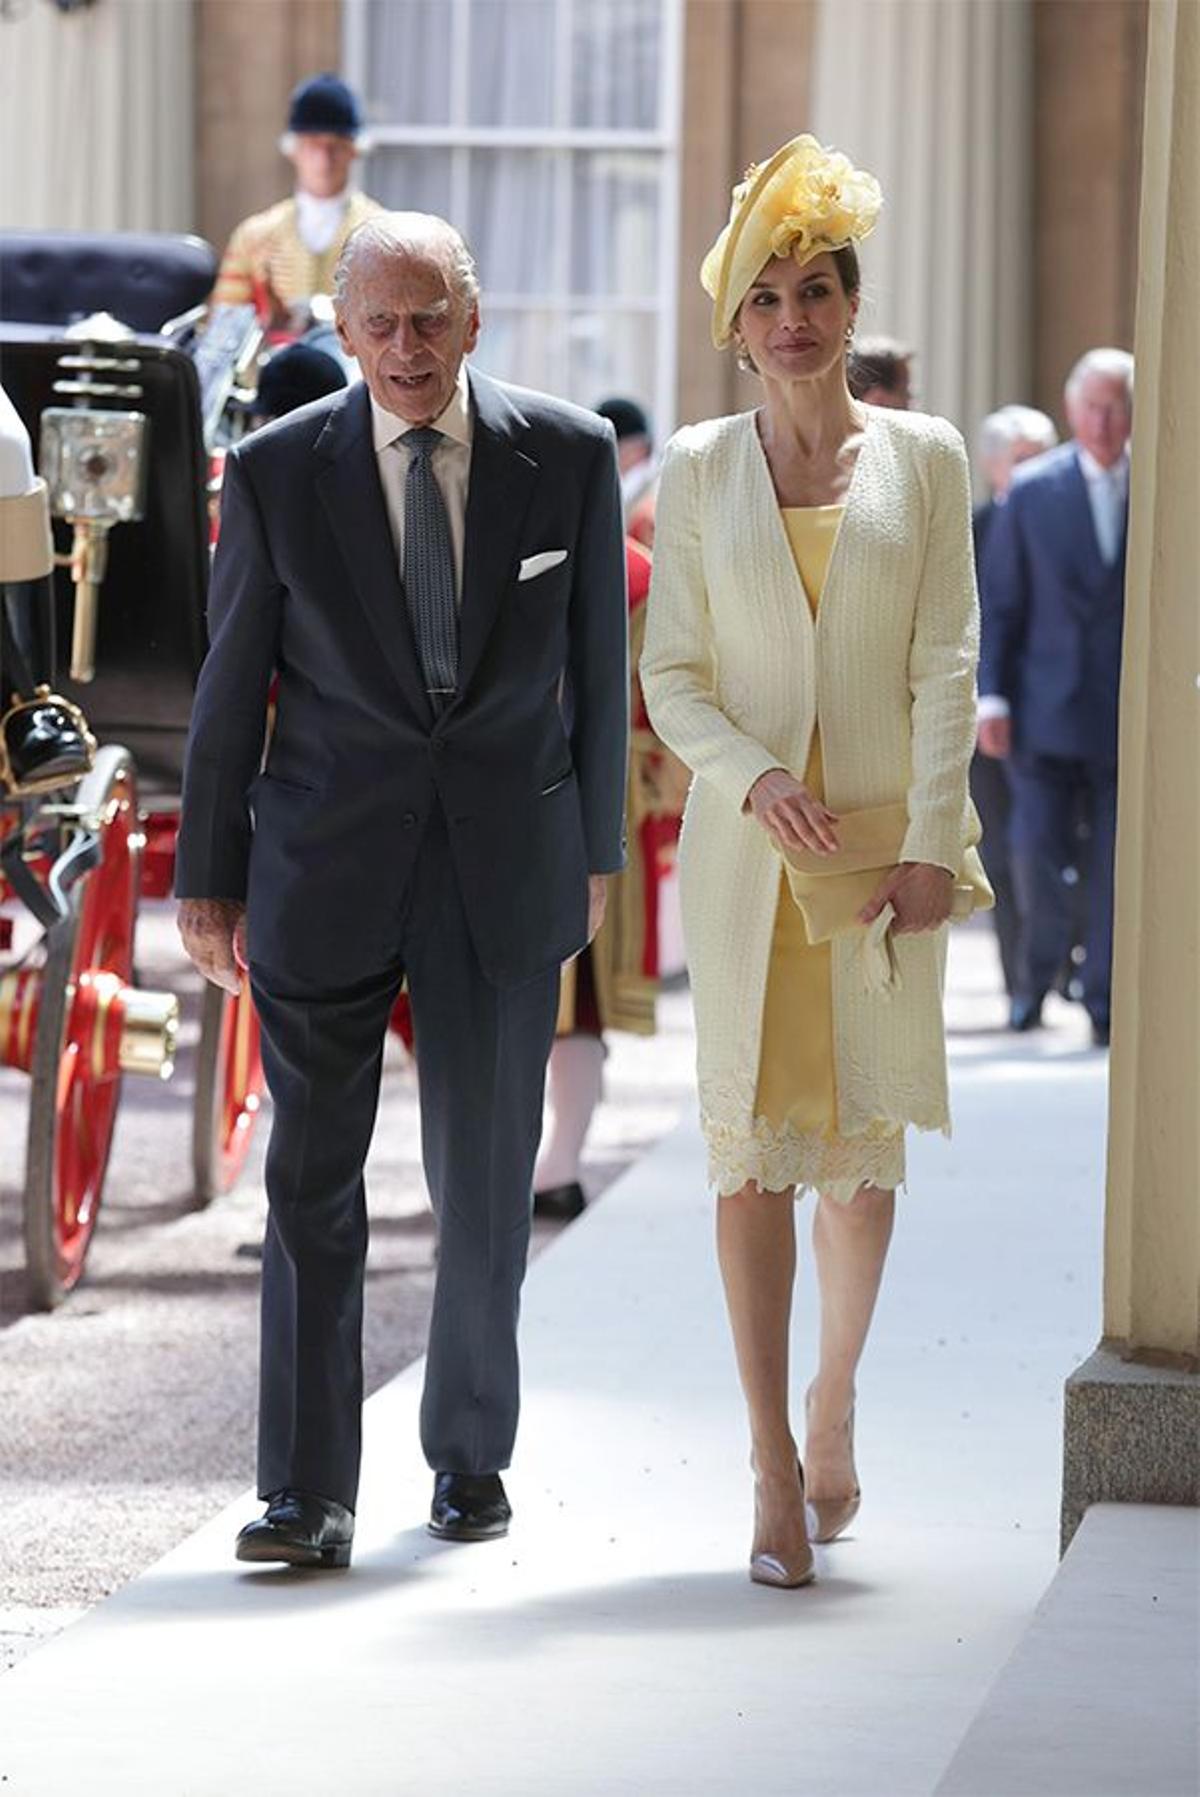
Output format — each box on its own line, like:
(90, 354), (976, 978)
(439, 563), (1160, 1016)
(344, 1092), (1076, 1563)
(0, 230), (269, 1306)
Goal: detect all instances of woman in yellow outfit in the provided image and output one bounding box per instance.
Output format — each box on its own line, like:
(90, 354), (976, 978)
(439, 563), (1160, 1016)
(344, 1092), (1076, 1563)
(642, 139), (980, 1588)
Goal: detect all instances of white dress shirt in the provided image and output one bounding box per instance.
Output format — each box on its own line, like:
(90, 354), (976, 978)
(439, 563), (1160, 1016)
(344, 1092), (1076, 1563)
(294, 188), (351, 256)
(1077, 445), (1130, 567)
(371, 365), (473, 602)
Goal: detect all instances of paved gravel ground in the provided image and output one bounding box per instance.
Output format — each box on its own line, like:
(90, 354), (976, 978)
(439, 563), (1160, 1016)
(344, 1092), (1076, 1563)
(0, 900), (694, 1674)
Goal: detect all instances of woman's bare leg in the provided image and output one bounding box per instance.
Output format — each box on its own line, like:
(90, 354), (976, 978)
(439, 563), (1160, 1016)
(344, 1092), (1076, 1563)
(717, 1181), (809, 1563)
(805, 1183), (895, 1499)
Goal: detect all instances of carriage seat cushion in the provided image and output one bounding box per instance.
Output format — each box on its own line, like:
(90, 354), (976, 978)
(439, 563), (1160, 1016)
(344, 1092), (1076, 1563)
(0, 232), (218, 332)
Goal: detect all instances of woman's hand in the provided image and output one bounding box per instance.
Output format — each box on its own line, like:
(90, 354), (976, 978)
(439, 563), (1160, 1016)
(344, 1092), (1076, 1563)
(859, 862), (954, 935)
(746, 767), (840, 855)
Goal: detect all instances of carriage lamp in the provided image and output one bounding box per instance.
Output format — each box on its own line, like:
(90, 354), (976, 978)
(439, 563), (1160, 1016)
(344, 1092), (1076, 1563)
(39, 408), (147, 683)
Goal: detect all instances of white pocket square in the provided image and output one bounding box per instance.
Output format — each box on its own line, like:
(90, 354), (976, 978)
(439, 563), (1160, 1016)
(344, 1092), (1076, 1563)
(518, 549), (569, 582)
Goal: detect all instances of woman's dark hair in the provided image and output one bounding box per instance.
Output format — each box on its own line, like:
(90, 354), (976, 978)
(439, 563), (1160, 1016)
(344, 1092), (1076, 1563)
(832, 244), (861, 297)
(847, 336), (914, 401)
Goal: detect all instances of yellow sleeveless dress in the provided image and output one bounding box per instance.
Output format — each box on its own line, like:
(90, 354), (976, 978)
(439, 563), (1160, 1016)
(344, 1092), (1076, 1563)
(753, 506), (906, 1198)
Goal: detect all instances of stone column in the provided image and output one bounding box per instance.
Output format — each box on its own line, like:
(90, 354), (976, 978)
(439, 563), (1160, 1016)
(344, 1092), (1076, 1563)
(676, 1), (820, 427)
(0, 0), (193, 232)
(195, 0), (342, 258)
(1060, 0), (1200, 1551)
(1032, 0), (1148, 424)
(808, 0), (1032, 435)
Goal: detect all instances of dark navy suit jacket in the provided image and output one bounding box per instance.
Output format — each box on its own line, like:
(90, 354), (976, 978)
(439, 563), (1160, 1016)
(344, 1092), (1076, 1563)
(972, 496), (998, 572)
(176, 369), (629, 989)
(978, 444), (1126, 763)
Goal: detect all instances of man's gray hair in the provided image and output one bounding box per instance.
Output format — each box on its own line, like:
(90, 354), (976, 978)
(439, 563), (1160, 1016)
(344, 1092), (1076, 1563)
(1065, 347), (1134, 405)
(978, 403), (1059, 460)
(333, 212), (481, 313)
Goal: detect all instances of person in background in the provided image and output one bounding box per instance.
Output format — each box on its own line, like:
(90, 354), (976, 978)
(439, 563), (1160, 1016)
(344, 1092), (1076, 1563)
(534, 535), (688, 1219)
(971, 404), (1058, 997)
(978, 349), (1133, 1046)
(596, 396), (658, 547)
(211, 73), (382, 332)
(207, 343), (349, 543)
(246, 339), (348, 430)
(847, 335), (914, 409)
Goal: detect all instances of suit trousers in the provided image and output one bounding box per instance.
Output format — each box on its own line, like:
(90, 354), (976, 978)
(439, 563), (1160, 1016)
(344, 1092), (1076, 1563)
(969, 750), (1020, 996)
(250, 804), (561, 1512)
(1007, 750), (1117, 1027)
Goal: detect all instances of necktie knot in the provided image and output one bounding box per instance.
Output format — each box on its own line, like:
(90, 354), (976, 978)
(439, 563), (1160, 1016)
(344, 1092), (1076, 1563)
(405, 426), (442, 460)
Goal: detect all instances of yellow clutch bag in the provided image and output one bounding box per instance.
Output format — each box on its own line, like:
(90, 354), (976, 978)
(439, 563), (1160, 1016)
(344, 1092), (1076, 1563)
(777, 802), (994, 993)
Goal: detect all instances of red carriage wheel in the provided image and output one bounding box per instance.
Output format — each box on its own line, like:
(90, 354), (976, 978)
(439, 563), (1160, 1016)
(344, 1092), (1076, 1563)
(192, 976), (264, 1205)
(24, 746), (145, 1308)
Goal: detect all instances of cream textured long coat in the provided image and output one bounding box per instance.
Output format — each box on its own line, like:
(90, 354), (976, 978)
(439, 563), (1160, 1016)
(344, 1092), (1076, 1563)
(640, 406), (980, 1196)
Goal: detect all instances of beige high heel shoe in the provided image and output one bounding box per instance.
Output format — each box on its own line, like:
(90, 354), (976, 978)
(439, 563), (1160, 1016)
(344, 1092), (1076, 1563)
(804, 1394), (861, 1545)
(750, 1467), (816, 1588)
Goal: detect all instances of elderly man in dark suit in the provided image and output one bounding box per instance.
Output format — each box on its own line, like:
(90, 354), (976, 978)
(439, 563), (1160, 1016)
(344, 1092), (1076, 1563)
(176, 213), (628, 1568)
(978, 349), (1133, 1047)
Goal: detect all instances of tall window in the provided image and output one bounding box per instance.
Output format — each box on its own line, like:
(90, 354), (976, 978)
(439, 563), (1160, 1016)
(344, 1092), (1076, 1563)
(343, 0), (682, 434)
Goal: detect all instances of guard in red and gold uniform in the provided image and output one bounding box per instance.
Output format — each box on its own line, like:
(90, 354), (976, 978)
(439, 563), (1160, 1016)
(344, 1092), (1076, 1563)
(211, 74), (382, 332)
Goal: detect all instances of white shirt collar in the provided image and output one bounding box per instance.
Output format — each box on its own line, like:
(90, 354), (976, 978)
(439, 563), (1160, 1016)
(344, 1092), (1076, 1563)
(293, 187), (351, 254)
(1077, 444), (1130, 487)
(370, 363), (473, 455)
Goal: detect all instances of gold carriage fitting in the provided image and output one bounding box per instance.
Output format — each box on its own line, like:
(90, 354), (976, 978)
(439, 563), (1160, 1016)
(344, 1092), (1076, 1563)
(0, 685), (97, 798)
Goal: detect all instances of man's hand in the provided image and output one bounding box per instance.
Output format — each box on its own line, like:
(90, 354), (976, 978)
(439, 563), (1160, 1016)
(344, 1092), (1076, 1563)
(977, 715), (1012, 760)
(859, 863), (954, 935)
(178, 898), (247, 995)
(587, 875), (609, 944)
(746, 767), (840, 855)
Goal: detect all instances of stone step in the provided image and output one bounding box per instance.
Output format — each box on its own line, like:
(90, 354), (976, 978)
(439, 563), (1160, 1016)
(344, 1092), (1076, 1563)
(936, 1502), (1199, 1797)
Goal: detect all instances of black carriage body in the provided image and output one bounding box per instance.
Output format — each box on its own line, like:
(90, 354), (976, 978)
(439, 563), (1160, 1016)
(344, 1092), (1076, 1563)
(0, 230), (217, 335)
(0, 329), (210, 798)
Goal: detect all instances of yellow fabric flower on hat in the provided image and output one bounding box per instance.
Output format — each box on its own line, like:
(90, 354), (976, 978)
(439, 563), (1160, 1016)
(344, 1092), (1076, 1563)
(701, 135), (883, 348)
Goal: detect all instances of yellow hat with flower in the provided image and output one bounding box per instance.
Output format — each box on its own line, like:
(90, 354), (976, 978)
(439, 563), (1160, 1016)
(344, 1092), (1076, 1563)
(700, 135), (883, 349)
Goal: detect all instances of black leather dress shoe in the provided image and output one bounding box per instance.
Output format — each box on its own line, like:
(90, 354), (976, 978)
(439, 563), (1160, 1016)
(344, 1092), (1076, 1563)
(429, 1472), (512, 1541)
(235, 1489), (354, 1568)
(533, 1180), (586, 1221)
(1009, 996), (1044, 1033)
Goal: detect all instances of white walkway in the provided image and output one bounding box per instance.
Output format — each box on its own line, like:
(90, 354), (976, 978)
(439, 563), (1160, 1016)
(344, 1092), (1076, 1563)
(0, 935), (1112, 1796)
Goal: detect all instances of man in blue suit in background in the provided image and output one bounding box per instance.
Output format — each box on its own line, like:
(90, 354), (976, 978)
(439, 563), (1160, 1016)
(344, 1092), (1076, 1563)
(977, 349), (1133, 1047)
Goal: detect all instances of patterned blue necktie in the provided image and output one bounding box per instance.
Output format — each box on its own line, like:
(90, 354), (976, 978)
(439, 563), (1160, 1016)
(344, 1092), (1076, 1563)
(402, 426), (458, 712)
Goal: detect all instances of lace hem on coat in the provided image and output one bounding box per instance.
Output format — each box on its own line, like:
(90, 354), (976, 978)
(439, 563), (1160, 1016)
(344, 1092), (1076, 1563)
(705, 1114), (907, 1204)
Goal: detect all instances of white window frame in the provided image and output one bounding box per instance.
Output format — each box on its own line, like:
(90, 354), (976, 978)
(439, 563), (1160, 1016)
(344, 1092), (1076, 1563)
(342, 0), (683, 437)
